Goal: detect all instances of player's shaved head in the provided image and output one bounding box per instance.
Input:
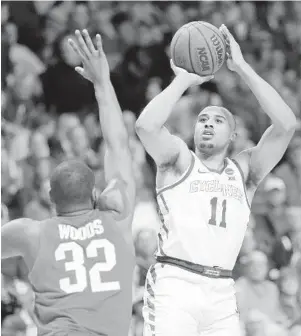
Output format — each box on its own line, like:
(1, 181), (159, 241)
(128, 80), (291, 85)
(50, 160), (95, 208)
(199, 106), (236, 132)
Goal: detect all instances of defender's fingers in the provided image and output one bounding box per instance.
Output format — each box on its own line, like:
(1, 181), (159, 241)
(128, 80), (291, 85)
(226, 52), (232, 60)
(95, 34), (103, 53)
(221, 24), (234, 41)
(220, 25), (229, 38)
(75, 30), (91, 58)
(68, 38), (87, 61)
(82, 29), (97, 54)
(75, 67), (85, 76)
(220, 28), (229, 41)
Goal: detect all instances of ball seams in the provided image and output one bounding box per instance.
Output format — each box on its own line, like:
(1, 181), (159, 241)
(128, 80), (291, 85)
(171, 28), (186, 63)
(192, 22), (215, 75)
(187, 27), (197, 74)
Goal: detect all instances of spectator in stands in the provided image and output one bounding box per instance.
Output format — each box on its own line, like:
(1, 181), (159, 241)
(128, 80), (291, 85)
(23, 179), (53, 221)
(233, 226), (257, 279)
(111, 10), (136, 53)
(275, 139), (301, 207)
(67, 125), (100, 169)
(278, 267), (301, 324)
(39, 32), (96, 115)
(236, 250), (287, 325)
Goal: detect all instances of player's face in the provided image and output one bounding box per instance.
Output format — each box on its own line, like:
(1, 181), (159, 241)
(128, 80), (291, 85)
(194, 109), (234, 154)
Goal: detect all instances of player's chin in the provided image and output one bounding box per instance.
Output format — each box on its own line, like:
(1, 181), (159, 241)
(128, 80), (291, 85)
(197, 141), (215, 152)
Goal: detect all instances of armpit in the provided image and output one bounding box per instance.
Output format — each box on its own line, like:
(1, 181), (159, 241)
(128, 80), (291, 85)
(158, 152), (181, 172)
(98, 179), (129, 220)
(247, 165), (264, 188)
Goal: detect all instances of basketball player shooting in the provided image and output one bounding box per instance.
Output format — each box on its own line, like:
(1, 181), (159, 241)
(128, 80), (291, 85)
(2, 30), (136, 336)
(136, 25), (297, 336)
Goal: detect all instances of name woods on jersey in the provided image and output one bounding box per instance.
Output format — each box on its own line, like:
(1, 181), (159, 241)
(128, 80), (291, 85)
(58, 220), (104, 241)
(156, 152), (251, 271)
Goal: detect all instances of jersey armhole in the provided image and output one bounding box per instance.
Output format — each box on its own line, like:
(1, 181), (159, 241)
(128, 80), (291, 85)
(157, 152), (195, 196)
(27, 221), (43, 277)
(231, 159), (251, 210)
(102, 210), (135, 260)
(99, 178), (131, 221)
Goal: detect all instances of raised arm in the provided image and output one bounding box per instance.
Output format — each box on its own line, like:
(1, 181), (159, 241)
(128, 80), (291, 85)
(69, 30), (135, 224)
(135, 61), (213, 171)
(220, 25), (297, 185)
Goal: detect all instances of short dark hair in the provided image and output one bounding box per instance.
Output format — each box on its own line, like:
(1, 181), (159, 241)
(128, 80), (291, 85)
(50, 160), (95, 206)
(111, 11), (131, 30)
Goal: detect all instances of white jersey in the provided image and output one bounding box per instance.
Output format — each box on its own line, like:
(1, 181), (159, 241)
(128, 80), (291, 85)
(156, 152), (251, 270)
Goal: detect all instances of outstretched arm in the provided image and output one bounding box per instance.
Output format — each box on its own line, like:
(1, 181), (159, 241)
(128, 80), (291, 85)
(220, 25), (297, 185)
(69, 30), (135, 224)
(135, 61), (213, 171)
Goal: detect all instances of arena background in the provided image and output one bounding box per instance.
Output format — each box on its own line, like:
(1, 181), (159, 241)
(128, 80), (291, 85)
(1, 1), (301, 335)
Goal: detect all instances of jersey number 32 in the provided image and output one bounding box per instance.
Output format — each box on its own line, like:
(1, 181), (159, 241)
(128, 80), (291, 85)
(55, 239), (120, 294)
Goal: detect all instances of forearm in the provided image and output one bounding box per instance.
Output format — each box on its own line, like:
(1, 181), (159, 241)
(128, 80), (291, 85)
(136, 74), (192, 131)
(94, 82), (128, 147)
(236, 62), (296, 132)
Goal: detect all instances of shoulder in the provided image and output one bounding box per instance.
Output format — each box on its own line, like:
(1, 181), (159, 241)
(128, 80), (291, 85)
(7, 218), (40, 240)
(100, 210), (134, 251)
(157, 150), (195, 191)
(1, 218), (41, 258)
(158, 139), (192, 173)
(98, 178), (132, 221)
(231, 150), (250, 181)
(2, 218), (34, 230)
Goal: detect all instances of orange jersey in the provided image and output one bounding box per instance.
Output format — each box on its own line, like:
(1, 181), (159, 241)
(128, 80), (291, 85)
(28, 209), (135, 336)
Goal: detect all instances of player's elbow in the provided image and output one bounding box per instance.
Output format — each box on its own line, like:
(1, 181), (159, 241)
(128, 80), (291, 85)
(282, 120), (296, 134)
(135, 120), (158, 136)
(135, 112), (161, 134)
(283, 109), (297, 133)
(287, 117), (297, 133)
(275, 115), (297, 134)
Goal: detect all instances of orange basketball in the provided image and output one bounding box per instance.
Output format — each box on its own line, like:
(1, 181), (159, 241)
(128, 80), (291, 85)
(170, 21), (226, 76)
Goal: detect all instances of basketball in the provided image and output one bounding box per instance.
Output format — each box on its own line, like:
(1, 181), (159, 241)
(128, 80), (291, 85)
(170, 21), (226, 76)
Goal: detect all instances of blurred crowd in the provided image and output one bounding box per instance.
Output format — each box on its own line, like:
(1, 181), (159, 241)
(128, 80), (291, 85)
(1, 1), (301, 336)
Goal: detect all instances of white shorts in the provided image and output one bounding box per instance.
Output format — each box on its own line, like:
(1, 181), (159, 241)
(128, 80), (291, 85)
(143, 263), (242, 336)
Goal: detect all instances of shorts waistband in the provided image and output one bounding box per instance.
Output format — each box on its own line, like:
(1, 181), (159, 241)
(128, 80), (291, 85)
(156, 255), (232, 279)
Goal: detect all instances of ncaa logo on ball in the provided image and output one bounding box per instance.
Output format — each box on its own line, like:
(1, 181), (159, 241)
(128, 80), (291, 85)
(225, 168), (234, 175)
(197, 47), (210, 72)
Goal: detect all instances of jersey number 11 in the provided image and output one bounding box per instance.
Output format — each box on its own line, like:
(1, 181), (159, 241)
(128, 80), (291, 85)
(208, 197), (227, 228)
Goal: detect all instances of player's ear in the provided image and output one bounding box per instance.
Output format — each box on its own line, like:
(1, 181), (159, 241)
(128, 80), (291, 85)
(230, 132), (237, 142)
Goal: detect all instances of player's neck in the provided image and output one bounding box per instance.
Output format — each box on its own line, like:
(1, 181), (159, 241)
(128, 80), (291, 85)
(195, 149), (227, 172)
(55, 202), (94, 217)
